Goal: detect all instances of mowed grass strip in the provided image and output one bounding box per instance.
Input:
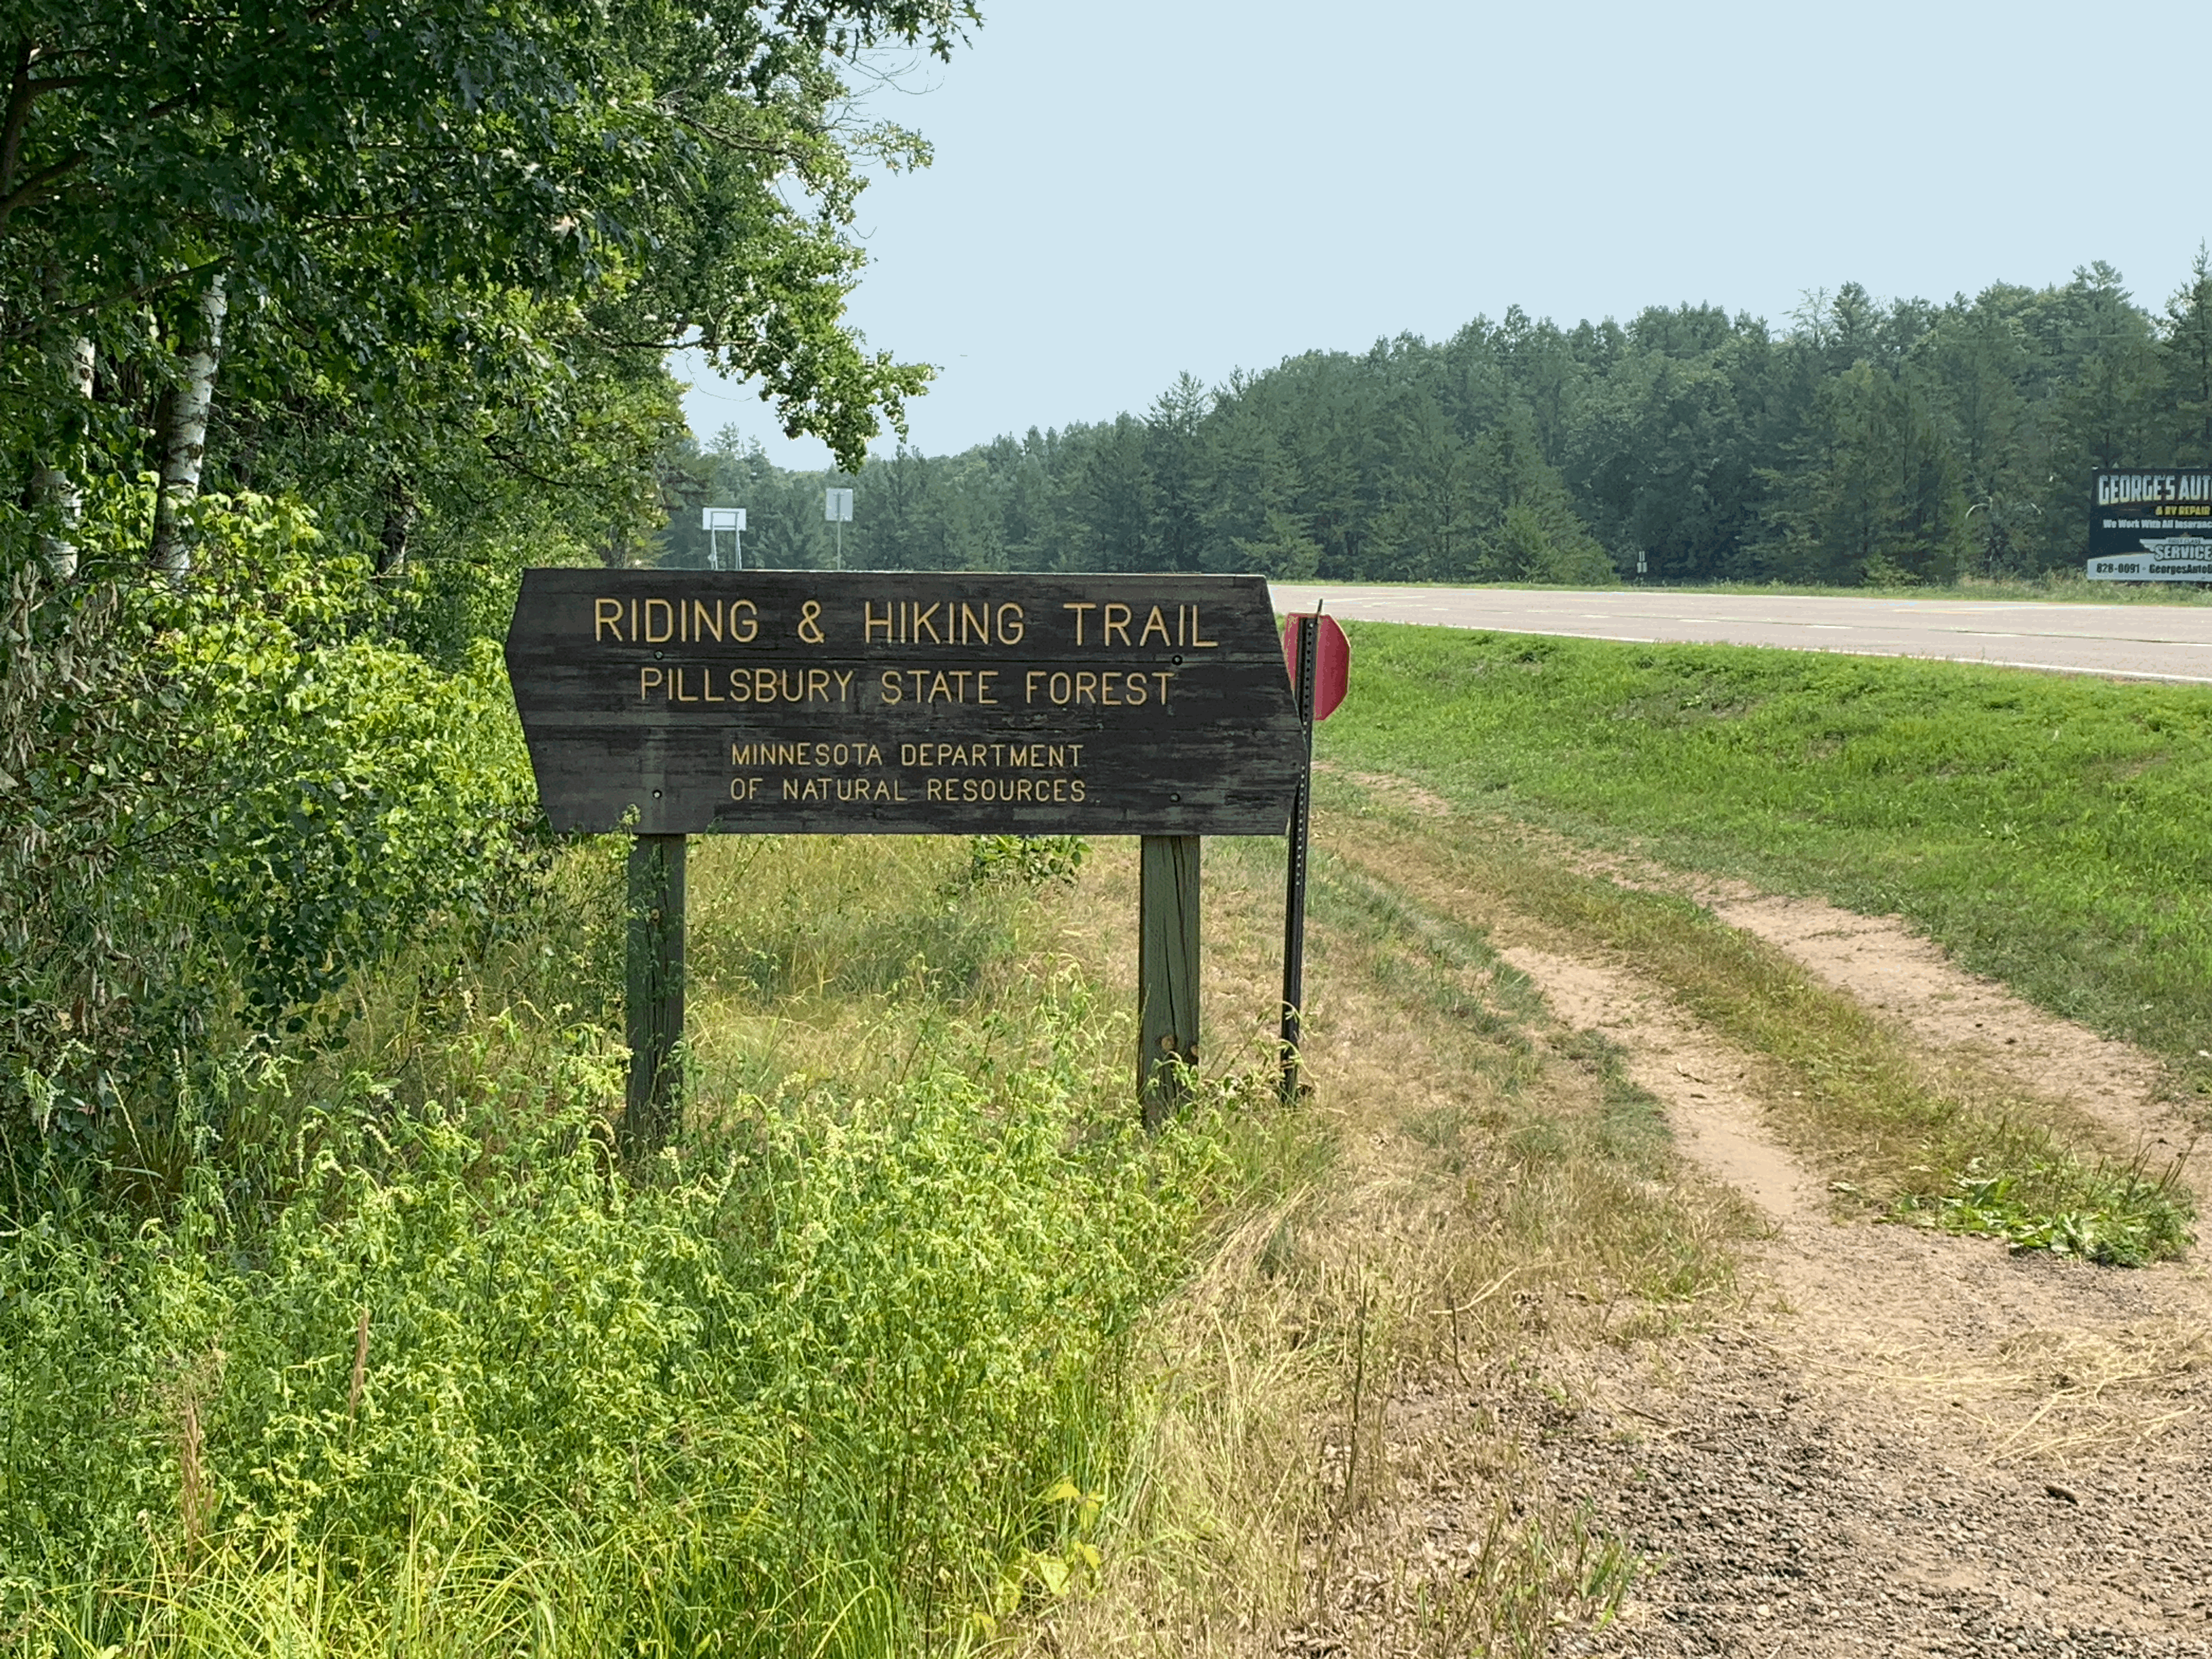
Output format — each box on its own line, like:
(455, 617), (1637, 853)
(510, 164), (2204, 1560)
(1318, 623), (2212, 1090)
(1319, 806), (2194, 1266)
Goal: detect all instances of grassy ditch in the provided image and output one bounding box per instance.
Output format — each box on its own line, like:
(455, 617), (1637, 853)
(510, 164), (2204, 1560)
(0, 836), (1289, 1658)
(1318, 623), (2212, 1092)
(1319, 804), (2193, 1266)
(1023, 835), (1745, 1657)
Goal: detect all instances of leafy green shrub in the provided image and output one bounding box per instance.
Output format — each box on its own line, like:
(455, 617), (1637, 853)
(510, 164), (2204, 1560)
(0, 978), (1253, 1655)
(2, 490), (540, 1149)
(962, 834), (1090, 889)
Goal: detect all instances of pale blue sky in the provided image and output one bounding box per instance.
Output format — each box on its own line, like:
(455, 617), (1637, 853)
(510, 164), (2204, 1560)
(679, 0), (2212, 469)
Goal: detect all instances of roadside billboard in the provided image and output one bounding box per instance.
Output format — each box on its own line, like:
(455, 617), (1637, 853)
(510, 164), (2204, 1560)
(2087, 469), (2212, 580)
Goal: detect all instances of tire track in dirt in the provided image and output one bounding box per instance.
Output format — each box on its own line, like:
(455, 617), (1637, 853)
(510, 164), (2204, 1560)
(1543, 832), (2208, 1197)
(1493, 933), (2212, 1658)
(1702, 891), (2207, 1193)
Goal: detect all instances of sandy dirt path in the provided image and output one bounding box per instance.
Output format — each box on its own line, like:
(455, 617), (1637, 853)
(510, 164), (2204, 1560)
(1492, 932), (2212, 1658)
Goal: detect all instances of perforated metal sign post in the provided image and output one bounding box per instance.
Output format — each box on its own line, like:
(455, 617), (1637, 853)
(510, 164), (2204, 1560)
(506, 571), (1306, 1144)
(1277, 613), (1350, 1101)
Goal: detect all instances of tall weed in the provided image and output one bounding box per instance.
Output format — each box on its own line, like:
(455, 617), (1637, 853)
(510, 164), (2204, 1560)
(1, 974), (1266, 1656)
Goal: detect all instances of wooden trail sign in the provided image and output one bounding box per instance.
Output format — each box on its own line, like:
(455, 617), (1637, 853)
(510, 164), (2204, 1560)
(506, 571), (1302, 836)
(504, 571), (1306, 1141)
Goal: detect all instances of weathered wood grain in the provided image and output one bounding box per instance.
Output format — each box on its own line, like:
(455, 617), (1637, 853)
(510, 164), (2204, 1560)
(504, 571), (1304, 836)
(1138, 834), (1202, 1126)
(622, 834), (685, 1154)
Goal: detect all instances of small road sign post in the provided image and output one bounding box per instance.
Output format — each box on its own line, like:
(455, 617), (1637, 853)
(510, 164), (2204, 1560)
(506, 571), (1304, 1149)
(824, 488), (853, 569)
(701, 507), (746, 571)
(1277, 611), (1350, 1102)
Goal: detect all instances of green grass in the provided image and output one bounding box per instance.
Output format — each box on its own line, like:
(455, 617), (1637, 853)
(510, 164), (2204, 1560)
(1318, 623), (2212, 1087)
(1328, 812), (2193, 1265)
(0, 837), (1294, 1658)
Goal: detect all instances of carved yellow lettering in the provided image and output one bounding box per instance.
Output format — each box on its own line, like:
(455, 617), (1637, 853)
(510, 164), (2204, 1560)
(865, 601), (893, 641)
(1063, 601), (1097, 644)
(882, 670), (902, 704)
(1103, 602), (1131, 646)
(639, 667), (663, 700)
(977, 669), (998, 704)
(645, 598), (675, 642)
(692, 600), (723, 642)
(1075, 671), (1098, 704)
(998, 602), (1025, 644)
(808, 668), (830, 701)
(596, 598), (624, 641)
(915, 602), (942, 644)
(731, 599), (758, 642)
(1139, 605), (1169, 646)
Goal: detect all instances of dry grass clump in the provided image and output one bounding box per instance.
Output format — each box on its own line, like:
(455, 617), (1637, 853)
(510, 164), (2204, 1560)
(1797, 1319), (2212, 1468)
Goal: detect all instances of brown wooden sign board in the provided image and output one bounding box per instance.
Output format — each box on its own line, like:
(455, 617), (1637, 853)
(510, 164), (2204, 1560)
(504, 570), (1305, 836)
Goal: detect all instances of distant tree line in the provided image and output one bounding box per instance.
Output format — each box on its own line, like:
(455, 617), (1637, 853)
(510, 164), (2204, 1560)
(661, 257), (2212, 584)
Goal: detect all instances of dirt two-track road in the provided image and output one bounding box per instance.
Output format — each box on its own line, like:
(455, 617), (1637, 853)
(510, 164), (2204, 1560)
(1266, 585), (2212, 684)
(1318, 828), (2212, 1659)
(1199, 588), (2212, 1657)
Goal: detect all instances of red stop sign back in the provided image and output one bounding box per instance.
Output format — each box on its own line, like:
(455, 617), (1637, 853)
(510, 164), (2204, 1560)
(1280, 613), (1350, 722)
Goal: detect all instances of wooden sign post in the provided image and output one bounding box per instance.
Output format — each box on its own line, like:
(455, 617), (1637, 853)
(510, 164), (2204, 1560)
(623, 833), (685, 1156)
(505, 572), (1305, 1148)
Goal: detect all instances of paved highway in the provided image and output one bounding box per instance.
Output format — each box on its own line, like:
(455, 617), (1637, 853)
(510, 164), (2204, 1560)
(1266, 585), (2212, 684)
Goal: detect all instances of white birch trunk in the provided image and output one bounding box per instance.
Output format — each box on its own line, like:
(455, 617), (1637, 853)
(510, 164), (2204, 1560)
(150, 276), (228, 579)
(32, 337), (94, 579)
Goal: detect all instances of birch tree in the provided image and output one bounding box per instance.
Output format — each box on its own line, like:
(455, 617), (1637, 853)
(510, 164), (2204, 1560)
(1, 0), (971, 569)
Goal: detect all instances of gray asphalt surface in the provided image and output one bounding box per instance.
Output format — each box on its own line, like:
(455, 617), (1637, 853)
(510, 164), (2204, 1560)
(1266, 584), (2212, 684)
